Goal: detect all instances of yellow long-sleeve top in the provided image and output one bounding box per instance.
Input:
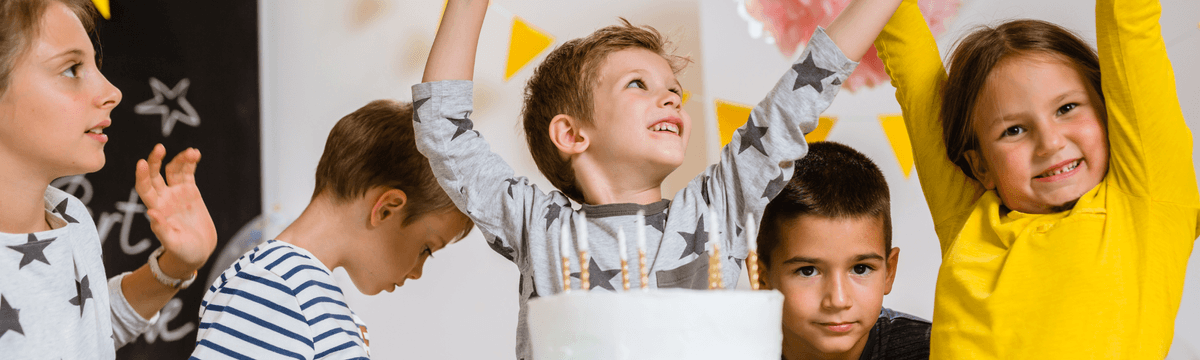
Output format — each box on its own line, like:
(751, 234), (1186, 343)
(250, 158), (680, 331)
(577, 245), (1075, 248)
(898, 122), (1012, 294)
(875, 0), (1199, 357)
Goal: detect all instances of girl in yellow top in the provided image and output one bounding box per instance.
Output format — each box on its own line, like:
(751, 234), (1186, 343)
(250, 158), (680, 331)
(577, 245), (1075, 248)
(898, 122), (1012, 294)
(872, 0), (1197, 357)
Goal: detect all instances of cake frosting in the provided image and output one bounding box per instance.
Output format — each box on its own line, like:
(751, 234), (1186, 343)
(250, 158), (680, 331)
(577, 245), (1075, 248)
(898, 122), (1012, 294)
(527, 289), (783, 359)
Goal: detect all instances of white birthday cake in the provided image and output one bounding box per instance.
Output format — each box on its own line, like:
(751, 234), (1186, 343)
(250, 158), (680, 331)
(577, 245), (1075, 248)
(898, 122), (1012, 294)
(527, 289), (783, 360)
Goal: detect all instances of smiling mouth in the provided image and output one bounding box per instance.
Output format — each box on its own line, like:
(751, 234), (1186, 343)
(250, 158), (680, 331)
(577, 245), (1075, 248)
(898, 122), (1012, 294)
(649, 122), (680, 135)
(86, 128), (104, 135)
(817, 322), (856, 333)
(1035, 159), (1081, 179)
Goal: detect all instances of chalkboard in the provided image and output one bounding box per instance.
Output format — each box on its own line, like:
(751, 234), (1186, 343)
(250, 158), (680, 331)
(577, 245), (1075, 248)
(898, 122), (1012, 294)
(51, 1), (261, 358)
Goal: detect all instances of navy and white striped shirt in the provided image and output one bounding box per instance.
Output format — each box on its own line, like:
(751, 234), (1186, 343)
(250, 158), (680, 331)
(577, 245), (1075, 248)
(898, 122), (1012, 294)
(191, 240), (369, 359)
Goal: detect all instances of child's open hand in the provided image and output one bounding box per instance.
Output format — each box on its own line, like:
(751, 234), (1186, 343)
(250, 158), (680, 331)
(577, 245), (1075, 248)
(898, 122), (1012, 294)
(134, 144), (217, 278)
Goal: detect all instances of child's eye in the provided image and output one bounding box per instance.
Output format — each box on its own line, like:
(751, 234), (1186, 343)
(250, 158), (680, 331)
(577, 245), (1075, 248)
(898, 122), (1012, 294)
(61, 63), (81, 78)
(1001, 125), (1026, 138)
(669, 87), (682, 95)
(795, 266), (818, 277)
(851, 264), (874, 276)
(422, 246), (434, 258)
(626, 79), (647, 90)
(1056, 103), (1078, 116)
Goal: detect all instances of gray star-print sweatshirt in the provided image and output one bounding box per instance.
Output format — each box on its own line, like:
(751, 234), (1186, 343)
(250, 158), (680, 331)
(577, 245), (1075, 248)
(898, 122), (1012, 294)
(412, 28), (855, 360)
(0, 186), (154, 359)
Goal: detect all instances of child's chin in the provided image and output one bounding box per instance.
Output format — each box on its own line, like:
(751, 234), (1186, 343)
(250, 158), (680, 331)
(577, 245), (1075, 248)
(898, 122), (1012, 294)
(362, 287), (387, 296)
(648, 153), (685, 170)
(67, 161), (105, 178)
(809, 338), (861, 357)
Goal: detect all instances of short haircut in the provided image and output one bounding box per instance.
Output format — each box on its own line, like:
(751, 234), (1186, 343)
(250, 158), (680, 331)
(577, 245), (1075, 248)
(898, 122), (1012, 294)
(314, 100), (463, 227)
(521, 18), (689, 203)
(941, 19), (1103, 181)
(0, 0), (97, 95)
(757, 141), (892, 267)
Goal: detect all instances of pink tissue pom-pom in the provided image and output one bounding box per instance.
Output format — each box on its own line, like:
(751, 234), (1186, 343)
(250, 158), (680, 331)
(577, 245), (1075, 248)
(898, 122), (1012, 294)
(745, 0), (961, 92)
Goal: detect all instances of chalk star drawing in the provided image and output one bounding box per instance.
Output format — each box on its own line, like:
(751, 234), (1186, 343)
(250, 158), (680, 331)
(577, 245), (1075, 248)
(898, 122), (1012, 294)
(134, 77), (200, 137)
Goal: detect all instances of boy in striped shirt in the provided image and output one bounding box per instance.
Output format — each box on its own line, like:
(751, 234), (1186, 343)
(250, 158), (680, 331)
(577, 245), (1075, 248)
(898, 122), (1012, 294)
(190, 100), (474, 359)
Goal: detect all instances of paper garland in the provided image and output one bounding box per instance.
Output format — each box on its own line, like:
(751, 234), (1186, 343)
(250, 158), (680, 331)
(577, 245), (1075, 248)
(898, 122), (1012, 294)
(505, 16), (554, 81)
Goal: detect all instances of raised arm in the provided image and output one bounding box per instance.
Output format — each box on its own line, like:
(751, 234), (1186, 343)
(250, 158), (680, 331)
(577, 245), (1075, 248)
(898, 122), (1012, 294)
(705, 0), (902, 261)
(874, 0), (982, 249)
(413, 0), (561, 267)
(1095, 0), (1196, 203)
(423, 0), (489, 82)
(825, 0), (903, 62)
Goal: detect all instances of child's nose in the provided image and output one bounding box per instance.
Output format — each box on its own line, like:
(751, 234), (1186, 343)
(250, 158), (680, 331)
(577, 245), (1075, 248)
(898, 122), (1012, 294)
(1035, 123), (1067, 156)
(822, 275), (853, 310)
(407, 256), (428, 280)
(659, 90), (680, 109)
(94, 73), (122, 109)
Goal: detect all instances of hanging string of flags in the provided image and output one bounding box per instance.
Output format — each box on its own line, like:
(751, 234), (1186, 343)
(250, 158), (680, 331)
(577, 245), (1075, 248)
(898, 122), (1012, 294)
(93, 0), (924, 181)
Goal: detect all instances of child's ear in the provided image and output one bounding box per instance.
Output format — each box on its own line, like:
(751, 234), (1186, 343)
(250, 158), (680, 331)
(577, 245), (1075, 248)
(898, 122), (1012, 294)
(884, 247), (900, 295)
(964, 150), (996, 190)
(549, 114), (589, 156)
(756, 260), (772, 290)
(370, 188), (408, 227)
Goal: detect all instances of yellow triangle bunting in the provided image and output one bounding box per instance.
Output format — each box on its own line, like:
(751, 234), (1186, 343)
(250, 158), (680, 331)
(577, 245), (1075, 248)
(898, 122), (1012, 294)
(91, 0), (111, 19)
(505, 16), (554, 81)
(879, 114), (915, 178)
(805, 116), (837, 143)
(714, 99), (754, 147)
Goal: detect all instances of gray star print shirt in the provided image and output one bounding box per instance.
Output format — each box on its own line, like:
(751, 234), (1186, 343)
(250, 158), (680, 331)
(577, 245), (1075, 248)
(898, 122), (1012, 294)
(0, 186), (154, 359)
(412, 28), (855, 360)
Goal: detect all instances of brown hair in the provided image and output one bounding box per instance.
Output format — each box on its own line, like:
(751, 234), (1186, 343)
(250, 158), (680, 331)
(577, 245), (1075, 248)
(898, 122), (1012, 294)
(757, 142), (892, 268)
(0, 0), (96, 95)
(314, 100), (464, 227)
(941, 19), (1103, 181)
(521, 18), (689, 203)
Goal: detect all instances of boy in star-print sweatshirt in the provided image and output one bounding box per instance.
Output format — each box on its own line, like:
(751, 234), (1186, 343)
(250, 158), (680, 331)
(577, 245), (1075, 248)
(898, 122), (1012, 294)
(414, 1), (894, 358)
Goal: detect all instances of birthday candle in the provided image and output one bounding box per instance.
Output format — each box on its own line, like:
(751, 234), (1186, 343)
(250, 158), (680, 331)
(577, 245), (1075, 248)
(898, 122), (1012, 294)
(745, 213), (760, 290)
(560, 220), (572, 293)
(576, 212), (590, 291)
(636, 210), (648, 290)
(707, 206), (724, 290)
(618, 227), (630, 291)
(708, 238), (724, 290)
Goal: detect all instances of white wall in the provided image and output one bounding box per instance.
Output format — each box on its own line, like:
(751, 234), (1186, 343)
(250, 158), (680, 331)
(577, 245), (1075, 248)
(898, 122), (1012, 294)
(260, 0), (1199, 359)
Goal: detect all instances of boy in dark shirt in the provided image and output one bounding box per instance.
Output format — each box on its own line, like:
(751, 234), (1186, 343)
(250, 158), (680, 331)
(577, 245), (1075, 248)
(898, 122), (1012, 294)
(756, 141), (930, 360)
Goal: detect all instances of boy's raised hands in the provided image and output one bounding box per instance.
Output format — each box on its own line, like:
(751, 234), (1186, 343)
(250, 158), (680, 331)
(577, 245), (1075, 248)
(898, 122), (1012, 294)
(134, 144), (217, 279)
